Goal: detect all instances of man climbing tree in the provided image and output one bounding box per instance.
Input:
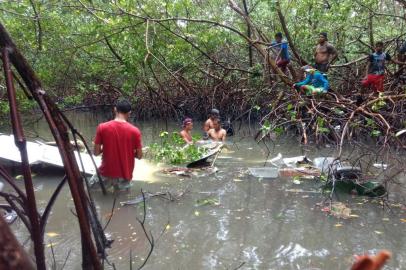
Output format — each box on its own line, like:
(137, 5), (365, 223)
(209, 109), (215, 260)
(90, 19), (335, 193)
(269, 32), (290, 74)
(314, 32), (337, 73)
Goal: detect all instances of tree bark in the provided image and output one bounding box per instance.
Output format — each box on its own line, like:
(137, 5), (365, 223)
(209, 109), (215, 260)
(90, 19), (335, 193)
(228, 0), (293, 86)
(0, 215), (35, 270)
(275, 0), (308, 65)
(0, 22), (102, 270)
(242, 0), (253, 67)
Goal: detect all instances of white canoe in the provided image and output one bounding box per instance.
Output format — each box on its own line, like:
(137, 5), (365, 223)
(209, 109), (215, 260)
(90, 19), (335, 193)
(0, 134), (100, 175)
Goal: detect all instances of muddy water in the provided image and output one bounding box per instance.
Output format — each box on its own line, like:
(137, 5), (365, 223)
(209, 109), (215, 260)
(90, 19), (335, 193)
(3, 112), (406, 269)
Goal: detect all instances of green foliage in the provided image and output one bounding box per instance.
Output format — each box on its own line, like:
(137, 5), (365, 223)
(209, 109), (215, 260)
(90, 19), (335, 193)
(0, 0), (403, 120)
(0, 101), (10, 114)
(371, 130), (381, 137)
(148, 131), (207, 164)
(316, 117), (330, 134)
(371, 93), (387, 112)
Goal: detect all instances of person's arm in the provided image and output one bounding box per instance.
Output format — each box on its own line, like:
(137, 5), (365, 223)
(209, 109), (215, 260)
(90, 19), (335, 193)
(180, 131), (192, 144)
(93, 125), (103, 156)
(221, 130), (227, 142)
(318, 73), (329, 91)
(207, 129), (214, 140)
(275, 49), (282, 61)
(94, 144), (102, 156)
(328, 44), (338, 64)
(203, 120), (210, 132)
(391, 58), (406, 65)
(134, 129), (143, 159)
(384, 53), (406, 65)
(135, 147), (143, 159)
(296, 74), (311, 87)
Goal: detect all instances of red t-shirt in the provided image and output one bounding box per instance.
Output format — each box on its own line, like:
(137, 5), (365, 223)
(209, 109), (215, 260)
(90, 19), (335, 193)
(94, 120), (142, 180)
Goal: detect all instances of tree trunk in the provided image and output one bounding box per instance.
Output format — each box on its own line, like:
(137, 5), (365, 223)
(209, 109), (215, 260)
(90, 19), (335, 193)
(242, 0), (253, 67)
(275, 0), (308, 66)
(0, 215), (35, 270)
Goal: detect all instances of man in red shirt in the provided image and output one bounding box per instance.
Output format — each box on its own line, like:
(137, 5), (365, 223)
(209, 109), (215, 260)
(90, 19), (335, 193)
(93, 99), (142, 190)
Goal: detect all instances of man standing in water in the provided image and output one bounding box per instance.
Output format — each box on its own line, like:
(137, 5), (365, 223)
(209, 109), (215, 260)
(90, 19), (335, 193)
(314, 32), (337, 73)
(93, 99), (142, 190)
(207, 119), (226, 142)
(203, 108), (220, 138)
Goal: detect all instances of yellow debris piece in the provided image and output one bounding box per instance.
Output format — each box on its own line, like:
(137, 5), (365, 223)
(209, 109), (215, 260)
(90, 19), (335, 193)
(46, 232), (60, 237)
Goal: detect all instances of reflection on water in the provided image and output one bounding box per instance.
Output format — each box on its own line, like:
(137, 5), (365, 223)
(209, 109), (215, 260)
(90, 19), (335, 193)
(1, 111), (405, 270)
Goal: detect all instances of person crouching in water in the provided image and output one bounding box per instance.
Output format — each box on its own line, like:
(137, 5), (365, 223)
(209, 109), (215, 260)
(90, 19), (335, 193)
(293, 66), (329, 95)
(180, 118), (193, 144)
(208, 118), (226, 142)
(203, 108), (220, 139)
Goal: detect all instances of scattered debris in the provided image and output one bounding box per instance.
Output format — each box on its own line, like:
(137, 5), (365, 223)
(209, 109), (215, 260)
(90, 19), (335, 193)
(195, 198), (220, 207)
(161, 167), (193, 177)
(120, 192), (169, 206)
(373, 163), (388, 170)
(46, 232), (60, 237)
(278, 167), (321, 178)
(159, 166), (218, 177)
(268, 153), (283, 167)
(284, 189), (321, 194)
(395, 129), (406, 137)
(322, 202), (352, 219)
(313, 157), (337, 173)
(293, 179), (301, 185)
(1, 207), (17, 224)
(248, 167), (279, 178)
(283, 156), (311, 167)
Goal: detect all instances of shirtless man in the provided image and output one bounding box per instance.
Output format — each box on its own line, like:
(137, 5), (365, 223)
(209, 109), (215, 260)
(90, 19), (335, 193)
(180, 118), (193, 144)
(203, 109), (220, 132)
(314, 32), (337, 73)
(207, 119), (226, 142)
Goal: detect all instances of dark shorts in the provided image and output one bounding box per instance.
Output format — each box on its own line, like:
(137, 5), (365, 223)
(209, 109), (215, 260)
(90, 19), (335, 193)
(314, 63), (329, 73)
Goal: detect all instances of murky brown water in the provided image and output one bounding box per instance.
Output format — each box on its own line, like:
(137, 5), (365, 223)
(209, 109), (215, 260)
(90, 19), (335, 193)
(1, 112), (406, 269)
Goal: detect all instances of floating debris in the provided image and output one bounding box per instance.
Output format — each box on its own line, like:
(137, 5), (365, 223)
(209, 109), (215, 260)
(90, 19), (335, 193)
(278, 167), (321, 178)
(195, 198), (220, 207)
(46, 232), (60, 237)
(293, 179), (301, 185)
(323, 202), (352, 219)
(373, 163), (388, 170)
(248, 167), (278, 178)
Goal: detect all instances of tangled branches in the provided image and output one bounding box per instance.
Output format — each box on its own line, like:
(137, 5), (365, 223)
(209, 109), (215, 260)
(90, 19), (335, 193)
(257, 66), (406, 154)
